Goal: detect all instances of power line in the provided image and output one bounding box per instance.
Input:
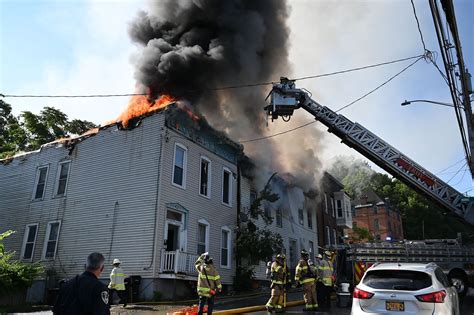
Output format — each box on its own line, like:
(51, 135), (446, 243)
(410, 0), (427, 52)
(446, 161), (468, 184)
(333, 56), (423, 112)
(435, 157), (467, 175)
(240, 56), (423, 143)
(1, 54), (423, 98)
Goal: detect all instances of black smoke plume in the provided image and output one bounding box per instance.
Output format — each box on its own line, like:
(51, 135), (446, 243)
(129, 0), (325, 190)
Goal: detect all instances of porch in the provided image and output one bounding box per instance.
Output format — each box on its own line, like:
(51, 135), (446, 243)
(159, 249), (199, 280)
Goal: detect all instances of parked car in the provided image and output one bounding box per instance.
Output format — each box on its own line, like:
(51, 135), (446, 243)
(351, 262), (460, 315)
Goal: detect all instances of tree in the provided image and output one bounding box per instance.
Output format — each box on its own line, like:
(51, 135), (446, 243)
(0, 101), (27, 158)
(234, 173), (283, 291)
(0, 101), (98, 158)
(0, 230), (43, 296)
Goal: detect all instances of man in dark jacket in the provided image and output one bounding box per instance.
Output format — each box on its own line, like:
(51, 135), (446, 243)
(53, 252), (110, 315)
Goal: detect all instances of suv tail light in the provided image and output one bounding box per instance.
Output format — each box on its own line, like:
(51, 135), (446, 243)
(353, 287), (374, 299)
(415, 290), (446, 303)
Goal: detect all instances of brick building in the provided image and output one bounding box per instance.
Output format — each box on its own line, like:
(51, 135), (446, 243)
(350, 188), (404, 241)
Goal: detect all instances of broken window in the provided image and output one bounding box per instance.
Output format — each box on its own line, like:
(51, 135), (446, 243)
(222, 168), (232, 206)
(21, 224), (38, 261)
(56, 161), (71, 196)
(172, 143), (187, 187)
(43, 221), (60, 260)
(33, 166), (49, 200)
(199, 157), (210, 197)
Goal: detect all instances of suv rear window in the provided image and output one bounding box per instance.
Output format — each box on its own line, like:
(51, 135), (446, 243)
(363, 270), (432, 291)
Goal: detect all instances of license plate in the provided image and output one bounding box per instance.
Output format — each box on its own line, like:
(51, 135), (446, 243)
(386, 301), (405, 311)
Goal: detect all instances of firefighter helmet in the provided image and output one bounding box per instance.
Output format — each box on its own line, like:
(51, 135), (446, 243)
(301, 250), (309, 259)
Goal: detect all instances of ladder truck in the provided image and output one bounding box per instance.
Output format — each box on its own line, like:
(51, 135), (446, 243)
(264, 77), (474, 296)
(335, 239), (474, 299)
(264, 78), (474, 225)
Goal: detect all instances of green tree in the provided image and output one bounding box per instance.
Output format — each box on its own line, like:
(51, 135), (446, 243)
(0, 230), (43, 296)
(0, 101), (98, 158)
(0, 101), (27, 158)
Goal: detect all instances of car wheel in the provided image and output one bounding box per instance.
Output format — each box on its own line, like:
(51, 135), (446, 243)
(449, 272), (468, 297)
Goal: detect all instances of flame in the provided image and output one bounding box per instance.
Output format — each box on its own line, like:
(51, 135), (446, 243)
(117, 93), (176, 127)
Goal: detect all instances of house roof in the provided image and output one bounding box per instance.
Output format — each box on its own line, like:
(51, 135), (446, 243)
(352, 187), (384, 206)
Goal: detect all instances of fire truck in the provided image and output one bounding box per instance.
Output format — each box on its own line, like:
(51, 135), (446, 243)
(334, 239), (474, 300)
(264, 78), (474, 296)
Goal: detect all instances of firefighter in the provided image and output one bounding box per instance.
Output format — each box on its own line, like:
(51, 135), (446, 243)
(266, 254), (288, 312)
(195, 252), (222, 315)
(317, 251), (334, 309)
(295, 250), (318, 311)
(108, 258), (127, 307)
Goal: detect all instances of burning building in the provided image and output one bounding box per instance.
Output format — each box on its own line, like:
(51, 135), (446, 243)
(0, 104), (244, 301)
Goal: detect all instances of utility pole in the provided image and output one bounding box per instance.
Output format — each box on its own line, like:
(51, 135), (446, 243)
(429, 0), (474, 178)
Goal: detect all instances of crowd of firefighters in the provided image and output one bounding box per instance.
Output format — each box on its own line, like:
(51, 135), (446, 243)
(194, 249), (334, 315)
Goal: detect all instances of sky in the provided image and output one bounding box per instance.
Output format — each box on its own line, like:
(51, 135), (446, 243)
(1, 0), (473, 195)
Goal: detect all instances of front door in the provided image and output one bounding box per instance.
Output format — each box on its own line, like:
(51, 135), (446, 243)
(166, 223), (180, 251)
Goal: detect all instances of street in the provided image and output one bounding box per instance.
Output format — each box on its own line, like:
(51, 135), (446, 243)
(8, 288), (474, 314)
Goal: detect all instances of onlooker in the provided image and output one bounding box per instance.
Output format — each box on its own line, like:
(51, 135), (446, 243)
(108, 258), (127, 307)
(53, 252), (110, 315)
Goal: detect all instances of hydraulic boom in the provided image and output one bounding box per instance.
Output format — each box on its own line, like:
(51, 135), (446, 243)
(265, 78), (474, 225)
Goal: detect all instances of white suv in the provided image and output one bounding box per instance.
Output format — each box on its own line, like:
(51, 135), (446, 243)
(351, 262), (459, 315)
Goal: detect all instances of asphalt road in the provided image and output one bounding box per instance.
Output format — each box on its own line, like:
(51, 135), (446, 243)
(243, 288), (474, 315)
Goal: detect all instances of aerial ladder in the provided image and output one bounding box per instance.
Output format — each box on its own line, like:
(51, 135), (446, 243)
(264, 78), (474, 225)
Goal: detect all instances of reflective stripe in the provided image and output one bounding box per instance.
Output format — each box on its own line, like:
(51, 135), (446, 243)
(199, 274), (221, 281)
(300, 278), (315, 284)
(198, 287), (211, 292)
(297, 266), (308, 270)
(318, 266), (331, 270)
(272, 280), (283, 285)
(274, 266), (282, 272)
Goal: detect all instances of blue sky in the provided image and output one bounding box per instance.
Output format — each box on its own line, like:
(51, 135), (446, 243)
(1, 0), (473, 195)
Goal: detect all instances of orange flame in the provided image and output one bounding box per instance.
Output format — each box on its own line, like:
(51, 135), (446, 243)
(117, 94), (176, 127)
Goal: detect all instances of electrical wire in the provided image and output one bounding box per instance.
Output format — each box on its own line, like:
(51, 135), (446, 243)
(0, 55), (423, 98)
(240, 56), (423, 143)
(435, 157), (467, 175)
(446, 161), (468, 184)
(410, 0), (427, 52)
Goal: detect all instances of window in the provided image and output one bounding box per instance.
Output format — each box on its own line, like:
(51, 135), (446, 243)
(336, 200), (343, 218)
(324, 193), (328, 214)
(55, 161), (71, 196)
(363, 270), (432, 291)
(250, 190), (257, 207)
(307, 209), (312, 229)
(308, 241), (314, 261)
(373, 205), (378, 214)
(199, 157), (211, 198)
(264, 206), (272, 221)
(33, 166), (49, 200)
(333, 229), (337, 245)
(21, 224), (38, 261)
(298, 208), (304, 225)
(276, 208), (283, 227)
(197, 219), (210, 255)
(220, 227), (231, 268)
(325, 226), (330, 246)
(222, 168), (232, 206)
(43, 221), (61, 260)
(331, 197), (335, 217)
(172, 143), (187, 188)
(374, 219), (379, 231)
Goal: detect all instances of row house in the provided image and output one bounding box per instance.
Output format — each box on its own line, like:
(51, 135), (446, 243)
(0, 105), (242, 301)
(350, 188), (404, 241)
(316, 172), (352, 248)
